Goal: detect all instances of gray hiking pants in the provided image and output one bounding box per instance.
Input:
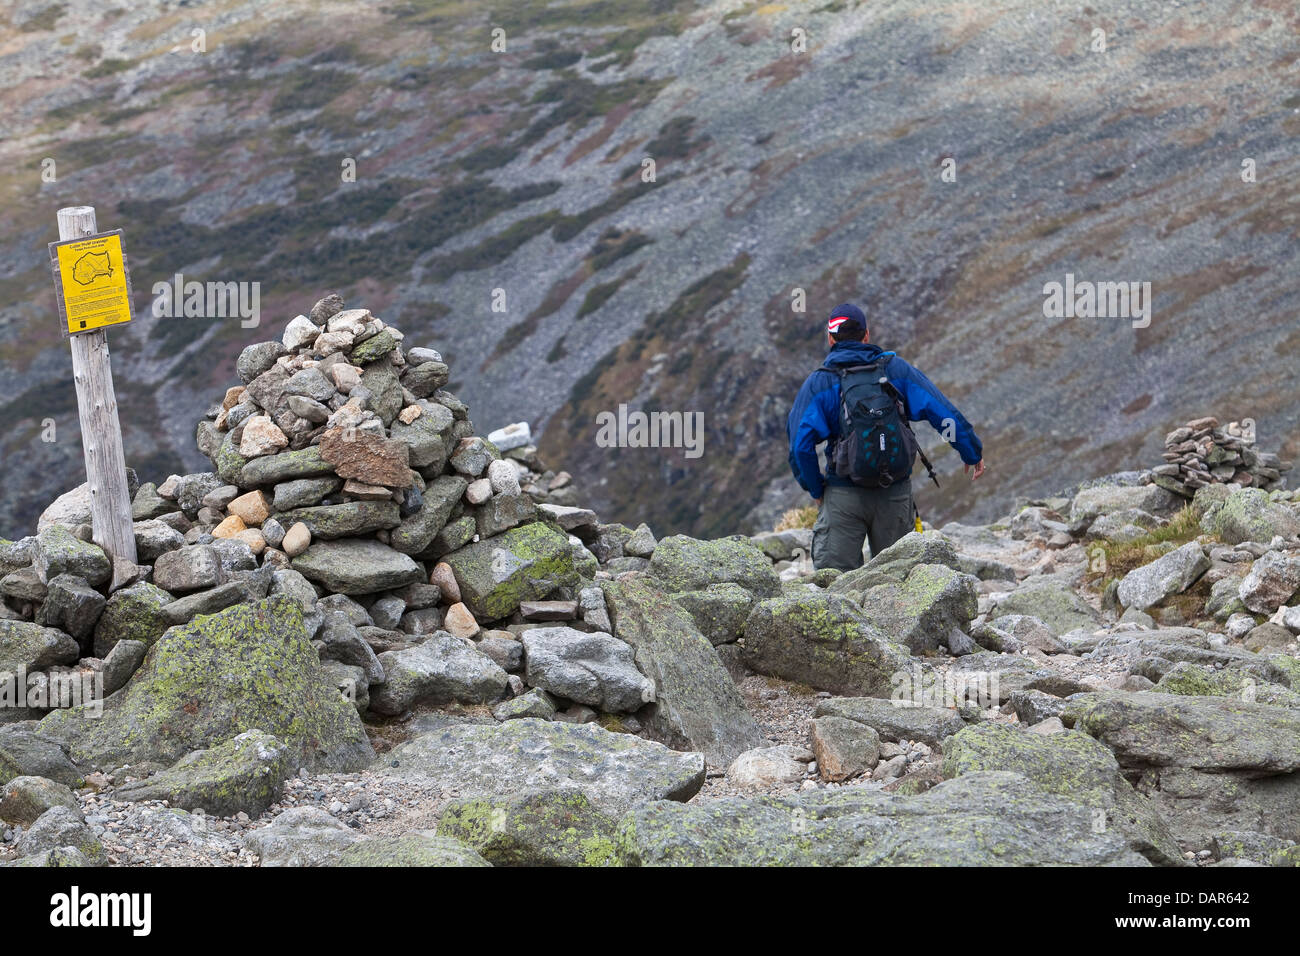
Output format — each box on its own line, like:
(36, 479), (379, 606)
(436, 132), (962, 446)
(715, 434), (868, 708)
(811, 480), (914, 572)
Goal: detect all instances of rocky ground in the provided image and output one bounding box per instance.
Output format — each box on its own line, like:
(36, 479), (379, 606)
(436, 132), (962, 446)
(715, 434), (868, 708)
(2, 308), (1299, 867)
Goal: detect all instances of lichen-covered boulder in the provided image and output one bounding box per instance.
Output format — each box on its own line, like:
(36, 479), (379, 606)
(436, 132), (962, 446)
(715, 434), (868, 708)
(0, 621), (80, 674)
(442, 522), (578, 620)
(1116, 541), (1210, 611)
(1070, 484), (1180, 528)
(1153, 662), (1300, 709)
(602, 577), (762, 765)
(857, 563), (979, 654)
(648, 534), (780, 598)
(614, 772), (1148, 866)
(1087, 632), (1295, 697)
(940, 723), (1183, 865)
(30, 526), (110, 587)
(336, 832), (490, 867)
(438, 789), (619, 866)
(38, 597), (373, 773)
(244, 806), (362, 866)
(989, 580), (1101, 635)
(15, 805), (106, 865)
(91, 580), (175, 660)
(740, 591), (911, 697)
(0, 726), (83, 787)
(36, 574), (106, 642)
(1062, 691), (1300, 773)
(1063, 691), (1300, 846)
(2, 846), (89, 867)
(669, 583), (755, 646)
(0, 775), (79, 826)
(377, 719), (705, 806)
(828, 530), (961, 598)
(1199, 487), (1300, 544)
(111, 730), (293, 817)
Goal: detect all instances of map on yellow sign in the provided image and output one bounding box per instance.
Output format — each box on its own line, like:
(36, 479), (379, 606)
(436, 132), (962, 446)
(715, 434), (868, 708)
(49, 229), (134, 336)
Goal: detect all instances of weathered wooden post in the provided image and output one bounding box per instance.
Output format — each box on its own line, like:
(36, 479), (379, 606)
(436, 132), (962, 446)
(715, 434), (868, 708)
(50, 205), (138, 579)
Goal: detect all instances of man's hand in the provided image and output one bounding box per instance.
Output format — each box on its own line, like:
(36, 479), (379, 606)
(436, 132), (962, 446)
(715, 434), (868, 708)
(964, 460), (986, 481)
(812, 498), (822, 507)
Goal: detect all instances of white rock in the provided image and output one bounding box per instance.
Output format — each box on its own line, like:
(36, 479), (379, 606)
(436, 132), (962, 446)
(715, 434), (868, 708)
(282, 315), (321, 350)
(488, 422), (531, 452)
(726, 745), (809, 789)
(487, 459), (521, 496)
(327, 309), (372, 335)
(239, 416), (289, 457)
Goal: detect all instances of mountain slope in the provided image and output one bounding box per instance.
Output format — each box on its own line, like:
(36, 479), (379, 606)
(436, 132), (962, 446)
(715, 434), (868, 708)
(2, 0), (1297, 537)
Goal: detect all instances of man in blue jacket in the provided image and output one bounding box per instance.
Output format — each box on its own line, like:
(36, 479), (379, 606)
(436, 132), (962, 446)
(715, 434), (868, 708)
(787, 303), (985, 571)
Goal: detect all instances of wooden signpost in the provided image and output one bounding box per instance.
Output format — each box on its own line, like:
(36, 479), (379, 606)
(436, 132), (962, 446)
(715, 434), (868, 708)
(48, 206), (138, 577)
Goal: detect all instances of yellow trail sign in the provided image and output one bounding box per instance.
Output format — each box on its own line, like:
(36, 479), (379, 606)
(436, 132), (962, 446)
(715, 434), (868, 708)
(48, 229), (134, 336)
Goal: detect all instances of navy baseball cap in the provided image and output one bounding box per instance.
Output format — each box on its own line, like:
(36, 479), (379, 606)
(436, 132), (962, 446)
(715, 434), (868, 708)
(827, 303), (867, 336)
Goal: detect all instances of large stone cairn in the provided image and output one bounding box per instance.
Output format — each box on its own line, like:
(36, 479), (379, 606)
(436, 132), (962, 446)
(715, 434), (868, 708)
(0, 295), (608, 730)
(1149, 416), (1292, 498)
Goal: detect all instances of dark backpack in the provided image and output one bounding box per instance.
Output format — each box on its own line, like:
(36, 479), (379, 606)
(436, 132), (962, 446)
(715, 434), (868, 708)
(822, 355), (919, 488)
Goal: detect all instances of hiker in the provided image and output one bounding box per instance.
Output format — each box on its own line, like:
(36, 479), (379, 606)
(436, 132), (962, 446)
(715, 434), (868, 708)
(786, 303), (985, 572)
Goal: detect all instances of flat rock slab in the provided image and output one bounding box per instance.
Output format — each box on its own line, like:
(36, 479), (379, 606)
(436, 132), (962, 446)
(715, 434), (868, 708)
(991, 581), (1101, 636)
(615, 771), (1147, 866)
(520, 600), (579, 621)
(376, 718), (705, 806)
(1062, 691), (1300, 773)
(438, 789), (619, 867)
(940, 723), (1183, 865)
(292, 539), (424, 594)
(335, 832), (489, 867)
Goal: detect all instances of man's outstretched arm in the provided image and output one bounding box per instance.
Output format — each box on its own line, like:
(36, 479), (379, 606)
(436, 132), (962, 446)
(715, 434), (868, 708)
(890, 357), (984, 475)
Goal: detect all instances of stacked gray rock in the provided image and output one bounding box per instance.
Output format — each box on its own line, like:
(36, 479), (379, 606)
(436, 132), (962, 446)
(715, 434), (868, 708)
(1151, 416), (1292, 497)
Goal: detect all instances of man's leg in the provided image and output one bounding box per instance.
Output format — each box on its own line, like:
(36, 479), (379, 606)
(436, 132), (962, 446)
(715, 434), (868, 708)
(811, 485), (871, 572)
(863, 479), (915, 558)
